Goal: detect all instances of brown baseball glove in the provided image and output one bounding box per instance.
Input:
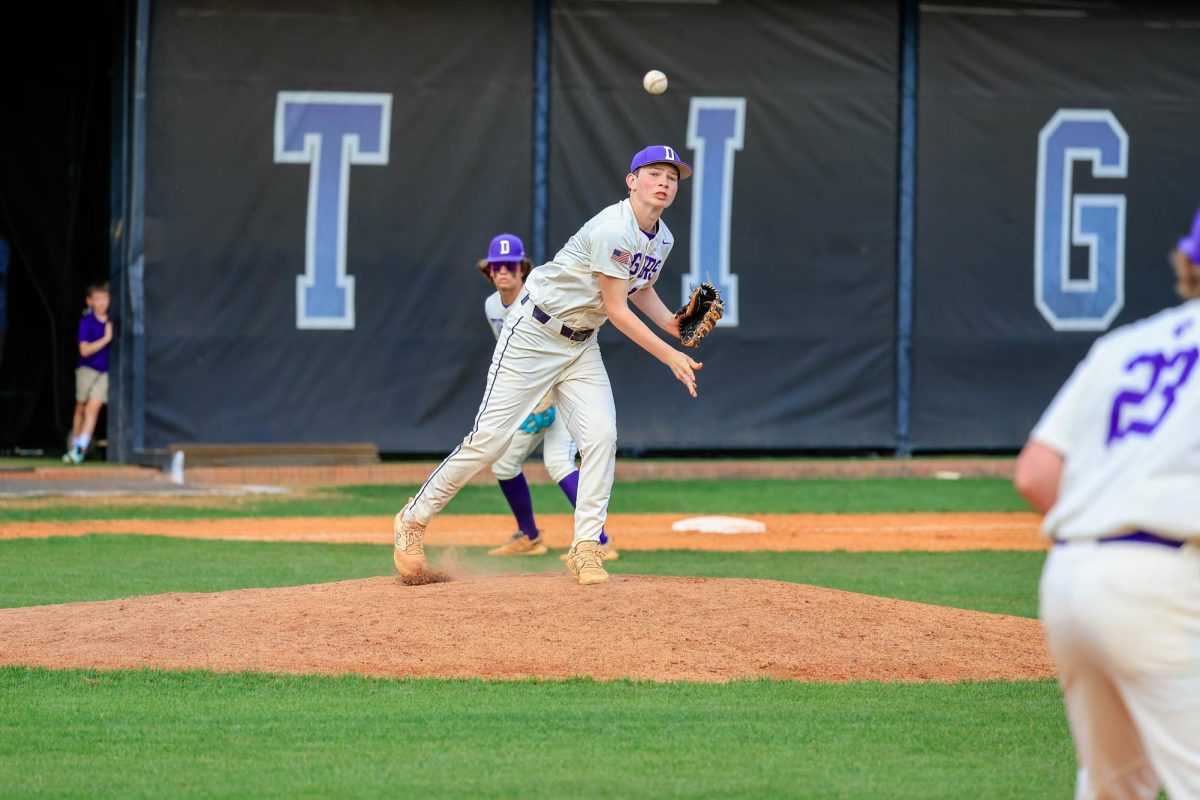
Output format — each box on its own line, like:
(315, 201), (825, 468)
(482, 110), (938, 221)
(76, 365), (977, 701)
(674, 282), (724, 347)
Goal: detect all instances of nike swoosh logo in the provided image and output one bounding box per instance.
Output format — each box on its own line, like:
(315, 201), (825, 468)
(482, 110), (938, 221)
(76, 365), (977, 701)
(663, 241), (672, 246)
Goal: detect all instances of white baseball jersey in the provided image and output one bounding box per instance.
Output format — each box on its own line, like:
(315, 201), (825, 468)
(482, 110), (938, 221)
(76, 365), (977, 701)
(524, 198), (675, 330)
(483, 291), (514, 339)
(1032, 298), (1200, 541)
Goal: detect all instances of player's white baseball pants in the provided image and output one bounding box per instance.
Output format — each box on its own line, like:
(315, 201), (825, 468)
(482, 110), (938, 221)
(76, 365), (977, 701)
(410, 297), (616, 546)
(490, 391), (579, 483)
(1039, 541), (1200, 800)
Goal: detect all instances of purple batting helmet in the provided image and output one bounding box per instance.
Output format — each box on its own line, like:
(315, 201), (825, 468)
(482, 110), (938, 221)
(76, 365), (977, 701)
(487, 233), (526, 263)
(1178, 207), (1200, 264)
(629, 145), (692, 180)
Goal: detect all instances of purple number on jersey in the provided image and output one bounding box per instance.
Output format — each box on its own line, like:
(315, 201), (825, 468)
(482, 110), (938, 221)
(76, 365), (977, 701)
(1107, 347), (1199, 444)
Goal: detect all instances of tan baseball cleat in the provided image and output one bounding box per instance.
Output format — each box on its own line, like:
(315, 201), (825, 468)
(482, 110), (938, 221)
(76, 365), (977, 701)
(488, 530), (549, 556)
(560, 539), (618, 561)
(393, 497), (427, 577)
(566, 541), (609, 586)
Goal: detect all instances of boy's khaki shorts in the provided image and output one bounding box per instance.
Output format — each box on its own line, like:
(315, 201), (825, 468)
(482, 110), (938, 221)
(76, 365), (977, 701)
(75, 367), (109, 404)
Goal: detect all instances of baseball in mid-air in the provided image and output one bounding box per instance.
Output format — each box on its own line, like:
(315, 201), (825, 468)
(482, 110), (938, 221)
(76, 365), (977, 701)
(643, 69), (668, 95)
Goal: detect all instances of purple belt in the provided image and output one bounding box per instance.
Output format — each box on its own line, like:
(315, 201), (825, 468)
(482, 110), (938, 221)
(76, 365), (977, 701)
(1058, 530), (1185, 549)
(1104, 531), (1185, 548)
(521, 295), (594, 342)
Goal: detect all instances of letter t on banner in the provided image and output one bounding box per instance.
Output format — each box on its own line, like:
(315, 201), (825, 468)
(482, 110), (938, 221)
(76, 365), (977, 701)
(274, 92), (392, 330)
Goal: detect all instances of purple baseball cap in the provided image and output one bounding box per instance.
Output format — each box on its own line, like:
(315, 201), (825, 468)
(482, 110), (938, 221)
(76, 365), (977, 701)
(629, 145), (692, 180)
(1178, 207), (1200, 263)
(486, 233), (526, 263)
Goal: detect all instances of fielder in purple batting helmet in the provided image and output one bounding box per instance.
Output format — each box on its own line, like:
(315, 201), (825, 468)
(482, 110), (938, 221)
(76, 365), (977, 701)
(476, 233), (533, 284)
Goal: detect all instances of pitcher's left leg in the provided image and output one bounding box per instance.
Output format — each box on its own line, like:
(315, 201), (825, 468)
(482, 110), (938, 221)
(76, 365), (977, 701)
(554, 343), (616, 548)
(544, 417), (615, 557)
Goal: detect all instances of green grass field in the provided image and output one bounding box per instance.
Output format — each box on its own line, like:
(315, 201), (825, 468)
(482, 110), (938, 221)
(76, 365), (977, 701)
(0, 669), (1070, 799)
(0, 477), (1071, 798)
(0, 536), (1045, 617)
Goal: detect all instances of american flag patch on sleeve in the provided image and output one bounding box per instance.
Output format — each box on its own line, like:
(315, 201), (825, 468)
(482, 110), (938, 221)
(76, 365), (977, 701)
(610, 248), (632, 266)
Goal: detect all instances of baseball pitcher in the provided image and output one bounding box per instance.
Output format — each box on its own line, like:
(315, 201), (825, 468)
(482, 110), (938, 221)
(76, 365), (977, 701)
(395, 145), (717, 586)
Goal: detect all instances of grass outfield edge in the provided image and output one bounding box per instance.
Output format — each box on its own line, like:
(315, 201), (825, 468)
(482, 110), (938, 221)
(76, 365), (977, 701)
(0, 664), (1063, 691)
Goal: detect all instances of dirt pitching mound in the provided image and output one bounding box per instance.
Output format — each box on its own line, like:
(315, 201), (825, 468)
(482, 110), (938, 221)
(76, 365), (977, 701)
(0, 574), (1053, 683)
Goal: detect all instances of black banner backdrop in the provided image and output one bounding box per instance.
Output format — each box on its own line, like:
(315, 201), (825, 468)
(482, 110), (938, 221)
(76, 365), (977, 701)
(143, 0), (532, 450)
(550, 0), (899, 450)
(913, 3), (1200, 449)
(138, 0), (1200, 454)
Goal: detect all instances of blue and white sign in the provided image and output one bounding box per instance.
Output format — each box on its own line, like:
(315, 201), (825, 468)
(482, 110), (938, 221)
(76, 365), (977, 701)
(685, 97), (746, 327)
(1034, 109), (1128, 332)
(274, 92), (392, 330)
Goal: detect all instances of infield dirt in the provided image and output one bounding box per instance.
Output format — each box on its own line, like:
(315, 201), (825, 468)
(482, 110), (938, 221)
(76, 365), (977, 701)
(0, 511), (1048, 551)
(0, 573), (1054, 683)
(0, 511), (1053, 682)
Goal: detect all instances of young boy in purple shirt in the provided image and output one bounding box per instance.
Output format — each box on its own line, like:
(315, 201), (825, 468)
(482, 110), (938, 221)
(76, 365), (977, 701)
(64, 281), (112, 464)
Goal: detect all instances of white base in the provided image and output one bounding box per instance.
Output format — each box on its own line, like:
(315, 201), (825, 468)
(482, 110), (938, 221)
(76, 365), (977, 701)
(670, 515), (767, 535)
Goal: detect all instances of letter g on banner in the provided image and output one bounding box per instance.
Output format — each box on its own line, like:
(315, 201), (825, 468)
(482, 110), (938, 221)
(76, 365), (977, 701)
(1035, 109), (1128, 332)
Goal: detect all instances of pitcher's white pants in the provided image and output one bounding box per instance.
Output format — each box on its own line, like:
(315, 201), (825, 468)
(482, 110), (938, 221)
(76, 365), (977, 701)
(1039, 542), (1200, 800)
(490, 390), (580, 483)
(409, 299), (616, 545)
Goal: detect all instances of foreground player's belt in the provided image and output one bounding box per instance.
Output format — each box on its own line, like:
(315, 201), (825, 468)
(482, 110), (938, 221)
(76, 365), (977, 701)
(1103, 530), (1186, 548)
(1056, 530), (1186, 549)
(521, 295), (594, 342)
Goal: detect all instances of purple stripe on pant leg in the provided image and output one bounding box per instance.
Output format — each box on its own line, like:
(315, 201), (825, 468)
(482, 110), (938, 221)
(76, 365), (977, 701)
(557, 471), (579, 506)
(498, 474), (539, 538)
(558, 470), (607, 545)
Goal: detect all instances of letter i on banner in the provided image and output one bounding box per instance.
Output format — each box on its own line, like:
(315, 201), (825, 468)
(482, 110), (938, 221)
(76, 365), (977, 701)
(684, 97), (746, 327)
(274, 92), (392, 330)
